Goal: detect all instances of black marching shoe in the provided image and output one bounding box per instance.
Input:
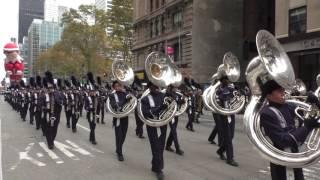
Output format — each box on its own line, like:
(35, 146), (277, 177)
(101, 121), (105, 124)
(208, 140), (216, 145)
(226, 160), (239, 167)
(138, 135), (145, 139)
(66, 123), (70, 128)
(72, 128), (77, 133)
(176, 149), (184, 156)
(155, 171), (164, 180)
(216, 150), (226, 160)
(117, 154), (124, 162)
(48, 144), (54, 150)
(165, 146), (174, 152)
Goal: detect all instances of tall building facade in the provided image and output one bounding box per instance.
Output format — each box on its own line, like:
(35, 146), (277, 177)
(132, 0), (193, 79)
(132, 0), (247, 83)
(58, 6), (69, 23)
(95, 0), (113, 11)
(44, 0), (59, 22)
(276, 0), (320, 90)
(18, 0), (45, 43)
(28, 19), (63, 75)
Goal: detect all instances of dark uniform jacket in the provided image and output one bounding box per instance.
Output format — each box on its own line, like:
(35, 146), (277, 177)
(260, 102), (310, 150)
(141, 91), (166, 119)
(108, 91), (129, 112)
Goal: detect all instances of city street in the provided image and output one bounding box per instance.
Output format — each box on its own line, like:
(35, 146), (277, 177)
(0, 96), (320, 180)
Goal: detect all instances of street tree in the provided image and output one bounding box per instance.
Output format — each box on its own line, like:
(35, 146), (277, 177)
(61, 5), (111, 73)
(107, 0), (133, 62)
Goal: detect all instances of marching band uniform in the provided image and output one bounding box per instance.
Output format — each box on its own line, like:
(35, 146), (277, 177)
(70, 76), (81, 132)
(109, 81), (130, 161)
(141, 82), (167, 180)
(215, 77), (238, 167)
(85, 72), (97, 145)
(41, 71), (63, 149)
(208, 112), (222, 145)
(132, 77), (144, 138)
(165, 86), (184, 155)
(28, 78), (36, 125)
(96, 76), (106, 124)
(34, 76), (43, 130)
(260, 80), (320, 180)
(19, 81), (29, 122)
(185, 89), (196, 131)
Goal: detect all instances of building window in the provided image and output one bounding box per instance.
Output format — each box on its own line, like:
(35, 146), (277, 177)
(156, 0), (159, 9)
(289, 6), (306, 36)
(157, 16), (162, 35)
(150, 0), (153, 12)
(172, 11), (182, 30)
(162, 0), (165, 6)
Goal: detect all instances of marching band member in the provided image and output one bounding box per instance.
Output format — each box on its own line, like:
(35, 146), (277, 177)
(132, 76), (144, 139)
(84, 72), (98, 145)
(40, 71), (63, 149)
(108, 80), (131, 161)
(28, 77), (36, 125)
(165, 85), (184, 155)
(96, 76), (106, 124)
(185, 87), (196, 132)
(141, 82), (168, 180)
(215, 76), (238, 167)
(70, 76), (81, 132)
(34, 76), (43, 130)
(64, 79), (73, 129)
(260, 80), (320, 180)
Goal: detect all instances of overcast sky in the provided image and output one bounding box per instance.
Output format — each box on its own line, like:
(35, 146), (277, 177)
(0, 0), (94, 81)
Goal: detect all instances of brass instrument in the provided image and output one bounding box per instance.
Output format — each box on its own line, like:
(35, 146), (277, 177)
(137, 52), (178, 127)
(202, 52), (245, 115)
(244, 30), (320, 168)
(106, 60), (137, 118)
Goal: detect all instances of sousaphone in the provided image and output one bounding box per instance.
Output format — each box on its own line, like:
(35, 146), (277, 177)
(106, 60), (137, 118)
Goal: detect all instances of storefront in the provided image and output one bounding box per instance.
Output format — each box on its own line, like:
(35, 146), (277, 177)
(282, 37), (320, 90)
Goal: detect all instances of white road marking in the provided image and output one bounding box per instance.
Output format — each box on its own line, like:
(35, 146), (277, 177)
(39, 142), (64, 164)
(54, 140), (92, 160)
(19, 143), (46, 167)
(36, 153), (44, 158)
(77, 123), (90, 132)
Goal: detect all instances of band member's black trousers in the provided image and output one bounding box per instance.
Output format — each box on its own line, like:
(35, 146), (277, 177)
(186, 109), (195, 130)
(270, 163), (304, 180)
(35, 110), (41, 130)
(79, 103), (84, 117)
(29, 104), (35, 124)
(96, 103), (105, 123)
(87, 111), (96, 142)
(208, 113), (222, 145)
(166, 117), (181, 150)
(217, 115), (235, 161)
(146, 125), (167, 173)
(71, 113), (79, 130)
(65, 110), (72, 126)
(113, 117), (128, 156)
(134, 109), (144, 136)
(43, 107), (61, 147)
(21, 103), (29, 121)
